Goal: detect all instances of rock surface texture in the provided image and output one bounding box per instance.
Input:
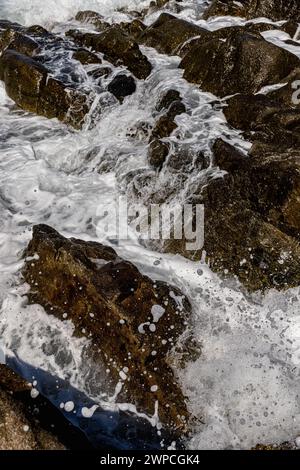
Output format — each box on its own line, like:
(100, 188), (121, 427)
(22, 224), (192, 434)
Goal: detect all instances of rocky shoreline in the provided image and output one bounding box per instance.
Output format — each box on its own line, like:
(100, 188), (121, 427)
(0, 0), (300, 449)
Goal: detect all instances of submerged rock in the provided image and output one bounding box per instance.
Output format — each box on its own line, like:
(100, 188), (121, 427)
(107, 74), (136, 102)
(0, 50), (89, 129)
(180, 29), (300, 97)
(156, 89), (182, 112)
(22, 225), (192, 434)
(148, 138), (170, 169)
(151, 98), (186, 140)
(67, 26), (152, 80)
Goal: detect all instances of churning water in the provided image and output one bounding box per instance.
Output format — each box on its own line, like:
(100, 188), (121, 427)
(1, 0), (300, 449)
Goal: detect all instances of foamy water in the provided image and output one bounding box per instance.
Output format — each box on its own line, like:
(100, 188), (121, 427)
(0, 0), (300, 449)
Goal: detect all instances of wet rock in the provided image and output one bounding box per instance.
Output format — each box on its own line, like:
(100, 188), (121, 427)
(9, 33), (40, 56)
(202, 0), (246, 19)
(119, 19), (146, 41)
(167, 100), (186, 120)
(0, 365), (65, 450)
(213, 138), (246, 171)
(138, 12), (208, 55)
(0, 388), (64, 450)
(148, 138), (170, 169)
(203, 0), (300, 22)
(224, 93), (300, 149)
(0, 364), (94, 450)
(151, 99), (186, 140)
(254, 442), (296, 450)
(282, 20), (299, 39)
(0, 27), (40, 57)
(179, 23), (279, 57)
(22, 224), (191, 434)
(202, 140), (300, 290)
(87, 66), (112, 80)
(72, 48), (102, 65)
(107, 73), (136, 102)
(67, 26), (152, 80)
(26, 25), (49, 36)
(167, 148), (210, 172)
(0, 364), (30, 393)
(164, 138), (300, 291)
(181, 29), (300, 97)
(75, 10), (110, 31)
(268, 68), (300, 109)
(0, 20), (23, 32)
(156, 89), (181, 112)
(0, 50), (89, 129)
(151, 114), (178, 140)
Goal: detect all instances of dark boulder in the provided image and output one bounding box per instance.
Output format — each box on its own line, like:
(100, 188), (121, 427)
(156, 89), (181, 112)
(203, 0), (300, 22)
(151, 99), (186, 140)
(148, 138), (170, 169)
(22, 224), (192, 433)
(75, 10), (109, 31)
(107, 74), (136, 102)
(224, 91), (300, 149)
(166, 139), (300, 291)
(119, 19), (146, 41)
(87, 66), (112, 80)
(72, 48), (102, 65)
(202, 0), (246, 19)
(26, 25), (49, 36)
(0, 29), (40, 56)
(0, 50), (89, 129)
(180, 29), (300, 97)
(67, 26), (152, 80)
(138, 13), (208, 55)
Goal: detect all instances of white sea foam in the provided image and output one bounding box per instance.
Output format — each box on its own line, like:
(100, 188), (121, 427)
(0, 0), (299, 449)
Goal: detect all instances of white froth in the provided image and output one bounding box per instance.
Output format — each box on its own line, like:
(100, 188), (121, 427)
(0, 0), (299, 449)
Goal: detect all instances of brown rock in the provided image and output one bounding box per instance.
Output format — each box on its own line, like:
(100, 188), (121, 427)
(22, 224), (191, 434)
(0, 365), (65, 450)
(181, 29), (300, 97)
(0, 50), (89, 129)
(164, 139), (300, 291)
(224, 92), (300, 149)
(156, 89), (181, 112)
(67, 26), (152, 79)
(148, 138), (170, 169)
(72, 48), (102, 65)
(75, 10), (109, 31)
(119, 19), (147, 41)
(138, 13), (208, 56)
(203, 0), (300, 22)
(202, 0), (246, 19)
(151, 99), (186, 140)
(0, 29), (40, 57)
